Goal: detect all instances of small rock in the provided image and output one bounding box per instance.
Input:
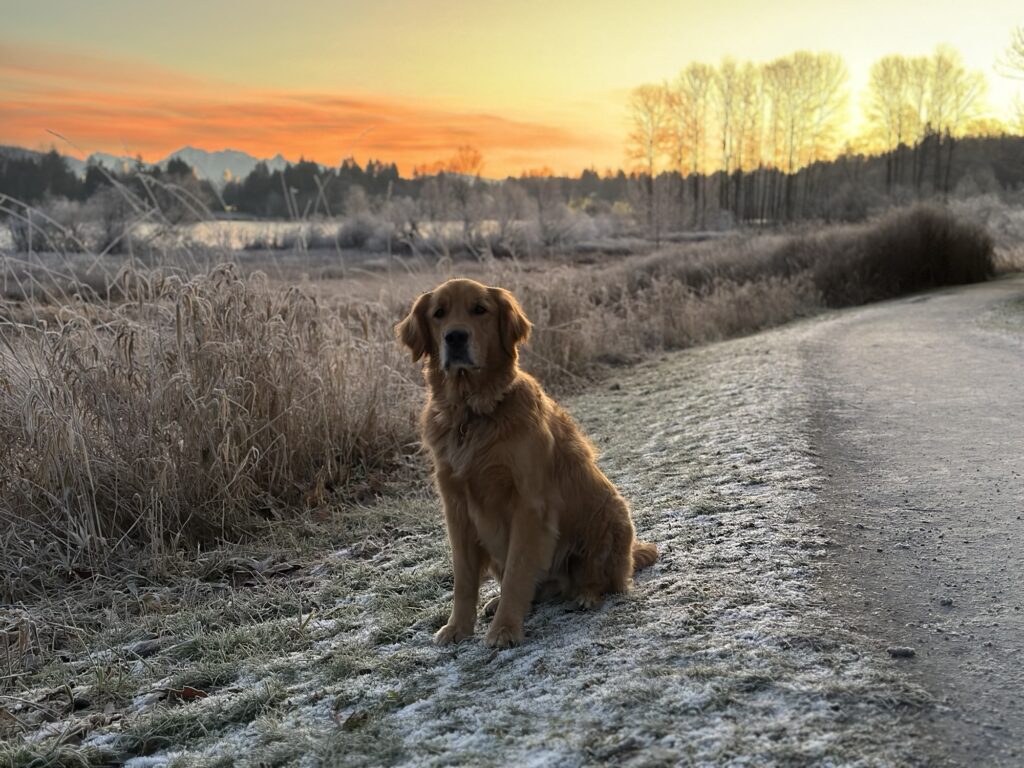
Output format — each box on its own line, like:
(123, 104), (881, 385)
(939, 597), (954, 607)
(887, 646), (916, 658)
(127, 638), (163, 658)
(608, 383), (622, 391)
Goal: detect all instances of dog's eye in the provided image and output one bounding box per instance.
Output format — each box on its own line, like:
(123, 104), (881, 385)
(472, 304), (486, 315)
(433, 307), (445, 319)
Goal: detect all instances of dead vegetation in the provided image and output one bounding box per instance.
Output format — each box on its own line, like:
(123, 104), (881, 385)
(0, 265), (417, 599)
(0, 203), (1001, 601)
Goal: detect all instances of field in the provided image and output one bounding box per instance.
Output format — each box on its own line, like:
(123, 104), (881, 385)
(1, 198), (1023, 766)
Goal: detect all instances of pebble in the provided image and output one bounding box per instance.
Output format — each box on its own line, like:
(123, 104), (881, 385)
(887, 646), (917, 658)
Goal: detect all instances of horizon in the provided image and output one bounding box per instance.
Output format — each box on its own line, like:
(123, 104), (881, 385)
(2, 1), (1023, 177)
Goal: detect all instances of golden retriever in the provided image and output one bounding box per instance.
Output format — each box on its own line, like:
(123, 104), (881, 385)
(396, 278), (657, 648)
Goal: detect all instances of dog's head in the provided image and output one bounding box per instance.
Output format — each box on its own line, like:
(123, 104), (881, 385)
(395, 279), (531, 373)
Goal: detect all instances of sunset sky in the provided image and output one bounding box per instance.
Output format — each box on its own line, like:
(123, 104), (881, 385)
(2, 0), (1021, 176)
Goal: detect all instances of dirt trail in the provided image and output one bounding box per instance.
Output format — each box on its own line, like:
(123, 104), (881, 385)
(800, 275), (1024, 767)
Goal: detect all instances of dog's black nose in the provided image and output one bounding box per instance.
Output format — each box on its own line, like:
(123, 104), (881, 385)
(445, 329), (469, 347)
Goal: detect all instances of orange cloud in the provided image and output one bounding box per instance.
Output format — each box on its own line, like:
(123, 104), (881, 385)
(0, 42), (611, 176)
(0, 41), (223, 96)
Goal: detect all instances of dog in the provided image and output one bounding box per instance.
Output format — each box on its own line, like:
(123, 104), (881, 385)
(396, 278), (657, 648)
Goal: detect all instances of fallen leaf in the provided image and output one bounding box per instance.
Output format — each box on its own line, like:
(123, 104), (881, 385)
(165, 686), (209, 702)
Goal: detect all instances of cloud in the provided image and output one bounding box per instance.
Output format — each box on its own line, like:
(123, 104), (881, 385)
(0, 41), (218, 95)
(0, 41), (610, 175)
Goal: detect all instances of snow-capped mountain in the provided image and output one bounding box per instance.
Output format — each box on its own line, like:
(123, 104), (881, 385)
(84, 152), (137, 175)
(1, 145), (304, 186)
(162, 147), (291, 185)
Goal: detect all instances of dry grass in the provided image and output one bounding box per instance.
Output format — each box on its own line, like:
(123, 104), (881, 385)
(505, 269), (817, 386)
(0, 265), (417, 598)
(0, 202), (1000, 598)
(497, 204), (995, 386)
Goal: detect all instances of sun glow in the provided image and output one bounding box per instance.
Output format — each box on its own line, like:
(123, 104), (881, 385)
(2, 0), (1021, 175)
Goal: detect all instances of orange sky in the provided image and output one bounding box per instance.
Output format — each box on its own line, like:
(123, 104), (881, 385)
(0, 41), (604, 175)
(2, 1), (1022, 176)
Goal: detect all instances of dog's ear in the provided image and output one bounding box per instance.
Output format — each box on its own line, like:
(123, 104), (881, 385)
(395, 291), (433, 362)
(490, 287), (532, 358)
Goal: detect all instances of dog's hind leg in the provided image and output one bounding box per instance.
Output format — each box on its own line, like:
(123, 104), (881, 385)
(571, 503), (635, 606)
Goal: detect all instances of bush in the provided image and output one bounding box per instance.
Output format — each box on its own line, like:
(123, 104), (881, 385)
(6, 204), (90, 254)
(337, 214), (378, 249)
(806, 205), (995, 304)
(85, 187), (135, 254)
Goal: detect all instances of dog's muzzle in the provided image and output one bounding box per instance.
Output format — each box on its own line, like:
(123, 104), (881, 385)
(443, 329), (474, 369)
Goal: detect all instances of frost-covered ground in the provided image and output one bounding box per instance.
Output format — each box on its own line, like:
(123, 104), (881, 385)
(2, 324), (931, 767)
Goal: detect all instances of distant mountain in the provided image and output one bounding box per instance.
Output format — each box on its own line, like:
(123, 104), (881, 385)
(63, 156), (88, 176)
(0, 145), (45, 161)
(85, 152), (137, 175)
(162, 147), (291, 186)
(0, 144), (87, 175)
(1, 144), (309, 186)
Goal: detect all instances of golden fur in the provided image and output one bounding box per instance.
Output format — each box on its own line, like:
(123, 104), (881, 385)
(396, 278), (657, 647)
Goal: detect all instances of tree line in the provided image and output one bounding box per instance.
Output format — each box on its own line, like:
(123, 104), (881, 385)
(3, 134), (1023, 240)
(0, 152), (220, 222)
(624, 44), (1019, 237)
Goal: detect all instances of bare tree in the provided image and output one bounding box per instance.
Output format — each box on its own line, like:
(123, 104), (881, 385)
(733, 62), (763, 220)
(447, 145), (485, 177)
(759, 52), (849, 219)
(626, 84), (672, 240)
(862, 47), (986, 194)
(673, 63), (715, 227)
(998, 26), (1024, 132)
(802, 52), (849, 166)
(925, 46), (987, 192)
(904, 55), (932, 189)
(943, 58), (986, 136)
(866, 55), (912, 189)
(998, 25), (1024, 77)
(443, 145), (485, 244)
(627, 85), (671, 179)
(714, 58), (740, 211)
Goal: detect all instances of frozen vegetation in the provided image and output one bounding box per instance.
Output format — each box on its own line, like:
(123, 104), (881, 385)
(2, 322), (932, 767)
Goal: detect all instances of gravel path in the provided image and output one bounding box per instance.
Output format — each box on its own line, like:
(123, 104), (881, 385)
(800, 275), (1024, 767)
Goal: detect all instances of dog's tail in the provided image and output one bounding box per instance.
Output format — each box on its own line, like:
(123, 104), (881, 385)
(632, 540), (658, 571)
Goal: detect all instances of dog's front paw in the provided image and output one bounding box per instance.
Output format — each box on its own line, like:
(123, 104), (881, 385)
(575, 591), (604, 610)
(484, 621), (524, 648)
(433, 622), (474, 645)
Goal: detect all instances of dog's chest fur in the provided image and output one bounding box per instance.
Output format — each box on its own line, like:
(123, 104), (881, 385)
(433, 408), (500, 481)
